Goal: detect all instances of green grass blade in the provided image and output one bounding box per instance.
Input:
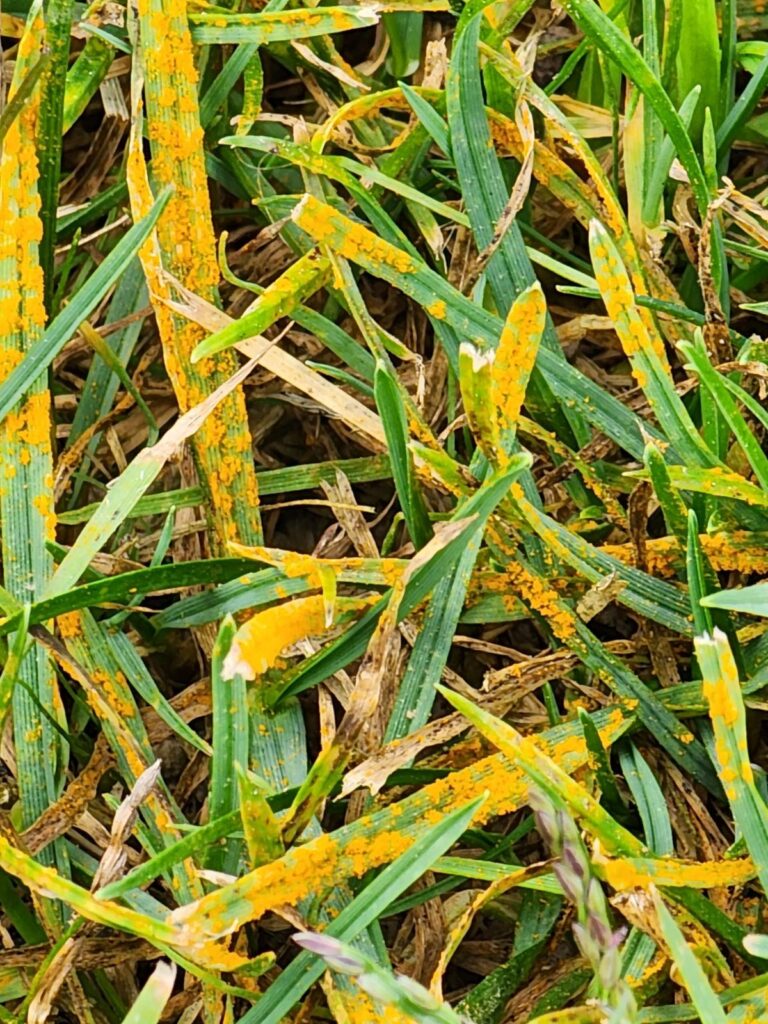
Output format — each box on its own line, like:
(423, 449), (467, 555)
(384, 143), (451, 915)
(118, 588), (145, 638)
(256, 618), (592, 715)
(62, 33), (115, 132)
(192, 249), (330, 361)
(642, 84), (701, 225)
(686, 509), (713, 635)
(383, 11), (423, 77)
(617, 743), (674, 854)
(36, 0), (73, 312)
(0, 606), (31, 732)
(65, 260), (149, 502)
(717, 48), (768, 157)
(680, 332), (768, 492)
(560, 0), (709, 215)
(374, 360), (432, 549)
(383, 537), (482, 742)
(674, 0), (720, 143)
(208, 617), (249, 873)
(652, 890), (728, 1024)
(702, 583), (768, 617)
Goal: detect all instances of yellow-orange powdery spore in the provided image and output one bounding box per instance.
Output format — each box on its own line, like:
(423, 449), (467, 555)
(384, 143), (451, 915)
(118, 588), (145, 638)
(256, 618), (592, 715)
(330, 990), (421, 1023)
(427, 299), (447, 319)
(601, 532), (768, 578)
(501, 562), (576, 641)
(228, 593), (379, 679)
(229, 595), (331, 677)
(294, 195), (416, 275)
(0, 11), (57, 570)
(493, 284), (546, 434)
(600, 855), (755, 891)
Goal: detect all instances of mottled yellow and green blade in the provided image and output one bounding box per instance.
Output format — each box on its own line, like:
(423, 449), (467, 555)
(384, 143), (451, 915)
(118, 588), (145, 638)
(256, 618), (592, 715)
(130, 0), (261, 549)
(0, 0), (66, 892)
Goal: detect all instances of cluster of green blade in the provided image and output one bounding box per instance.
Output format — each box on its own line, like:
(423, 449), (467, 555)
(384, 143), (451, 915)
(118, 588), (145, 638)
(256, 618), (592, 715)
(3, 0), (768, 1021)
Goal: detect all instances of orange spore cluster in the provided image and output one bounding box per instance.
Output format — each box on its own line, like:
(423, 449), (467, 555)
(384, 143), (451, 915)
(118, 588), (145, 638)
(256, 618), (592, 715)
(295, 196), (416, 275)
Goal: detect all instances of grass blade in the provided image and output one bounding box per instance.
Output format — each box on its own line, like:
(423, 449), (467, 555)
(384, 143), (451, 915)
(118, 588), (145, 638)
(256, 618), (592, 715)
(208, 617), (249, 873)
(695, 629), (768, 895)
(0, 2), (67, 894)
(131, 0), (262, 550)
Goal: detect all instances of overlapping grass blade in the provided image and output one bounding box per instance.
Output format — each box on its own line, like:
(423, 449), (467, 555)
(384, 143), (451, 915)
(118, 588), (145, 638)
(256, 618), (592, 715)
(291, 194), (660, 459)
(448, 13), (587, 445)
(0, 190), (170, 426)
(238, 796), (483, 1024)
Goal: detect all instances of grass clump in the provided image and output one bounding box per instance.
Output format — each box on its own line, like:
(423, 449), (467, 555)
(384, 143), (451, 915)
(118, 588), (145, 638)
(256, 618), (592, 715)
(4, 0), (768, 1021)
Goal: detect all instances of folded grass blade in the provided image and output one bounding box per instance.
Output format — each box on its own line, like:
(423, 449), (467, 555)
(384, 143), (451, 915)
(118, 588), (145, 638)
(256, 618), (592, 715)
(589, 219), (711, 465)
(120, 963), (176, 1024)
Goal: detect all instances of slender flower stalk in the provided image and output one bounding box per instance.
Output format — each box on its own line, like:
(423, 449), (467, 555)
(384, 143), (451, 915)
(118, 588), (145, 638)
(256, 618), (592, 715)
(529, 788), (637, 1023)
(293, 932), (470, 1024)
